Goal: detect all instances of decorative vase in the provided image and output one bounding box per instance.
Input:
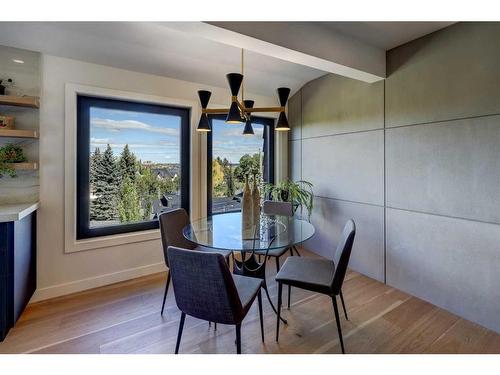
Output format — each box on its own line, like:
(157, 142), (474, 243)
(241, 174), (253, 238)
(251, 173), (260, 227)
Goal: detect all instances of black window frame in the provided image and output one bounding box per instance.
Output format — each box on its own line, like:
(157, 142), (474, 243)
(76, 95), (190, 240)
(206, 114), (275, 216)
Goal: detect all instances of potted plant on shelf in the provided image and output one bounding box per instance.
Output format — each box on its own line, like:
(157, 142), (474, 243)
(263, 179), (314, 219)
(0, 143), (27, 177)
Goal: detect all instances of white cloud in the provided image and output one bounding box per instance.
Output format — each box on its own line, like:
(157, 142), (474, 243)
(90, 138), (178, 149)
(91, 118), (179, 136)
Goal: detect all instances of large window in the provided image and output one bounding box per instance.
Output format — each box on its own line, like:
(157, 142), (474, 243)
(207, 115), (274, 215)
(76, 95), (190, 239)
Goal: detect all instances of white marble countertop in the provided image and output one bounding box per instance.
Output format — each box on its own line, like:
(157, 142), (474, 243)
(0, 202), (40, 223)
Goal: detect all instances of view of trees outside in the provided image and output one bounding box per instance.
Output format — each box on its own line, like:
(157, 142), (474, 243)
(211, 119), (266, 213)
(89, 107), (182, 227)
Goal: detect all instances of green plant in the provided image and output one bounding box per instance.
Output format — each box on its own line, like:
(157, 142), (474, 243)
(263, 179), (314, 219)
(0, 143), (27, 177)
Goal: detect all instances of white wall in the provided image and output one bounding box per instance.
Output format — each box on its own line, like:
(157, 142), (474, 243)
(35, 55), (279, 301)
(0, 45), (40, 204)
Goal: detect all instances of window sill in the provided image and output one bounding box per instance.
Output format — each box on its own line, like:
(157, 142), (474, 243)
(65, 228), (161, 253)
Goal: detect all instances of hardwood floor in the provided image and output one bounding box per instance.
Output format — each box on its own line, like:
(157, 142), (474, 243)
(0, 249), (499, 354)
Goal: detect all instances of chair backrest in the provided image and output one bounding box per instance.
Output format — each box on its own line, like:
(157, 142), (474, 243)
(167, 246), (244, 324)
(159, 208), (197, 266)
(262, 200), (293, 217)
(332, 219), (356, 295)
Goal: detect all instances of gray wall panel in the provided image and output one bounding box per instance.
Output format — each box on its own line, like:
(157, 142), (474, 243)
(386, 116), (500, 224)
(302, 131), (384, 206)
(289, 22), (500, 332)
(288, 140), (302, 181)
(304, 197), (384, 282)
(386, 22), (500, 127)
(301, 74), (384, 138)
(288, 91), (302, 141)
(386, 208), (500, 332)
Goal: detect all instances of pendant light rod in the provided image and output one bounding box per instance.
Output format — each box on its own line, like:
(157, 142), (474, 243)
(241, 48), (244, 102)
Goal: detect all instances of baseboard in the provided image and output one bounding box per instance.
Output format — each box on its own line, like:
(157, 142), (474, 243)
(30, 262), (167, 303)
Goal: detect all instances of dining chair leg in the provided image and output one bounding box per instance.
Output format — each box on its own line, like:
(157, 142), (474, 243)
(214, 323), (217, 331)
(276, 282), (283, 342)
(161, 272), (171, 315)
(235, 323), (242, 354)
(287, 285), (291, 309)
(263, 280), (287, 324)
(263, 279), (288, 324)
(289, 247), (294, 257)
(257, 290), (264, 343)
(175, 312), (186, 354)
(339, 290), (349, 321)
(331, 296), (345, 354)
(276, 257), (280, 273)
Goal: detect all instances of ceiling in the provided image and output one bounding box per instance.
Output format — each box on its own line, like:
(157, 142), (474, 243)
(0, 22), (325, 96)
(0, 22), (454, 95)
(321, 22), (454, 50)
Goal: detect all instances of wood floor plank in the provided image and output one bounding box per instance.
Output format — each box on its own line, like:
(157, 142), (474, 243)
(0, 249), (498, 354)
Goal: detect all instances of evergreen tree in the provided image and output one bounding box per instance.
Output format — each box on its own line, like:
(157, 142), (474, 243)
(118, 144), (137, 183)
(92, 144), (119, 221)
(89, 148), (102, 220)
(118, 177), (142, 223)
(90, 147), (101, 187)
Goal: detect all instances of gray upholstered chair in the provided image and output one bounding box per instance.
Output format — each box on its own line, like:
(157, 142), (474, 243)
(167, 246), (264, 354)
(158, 208), (230, 315)
(275, 219), (356, 354)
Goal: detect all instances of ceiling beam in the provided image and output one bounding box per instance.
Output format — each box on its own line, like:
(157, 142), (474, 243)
(160, 22), (386, 83)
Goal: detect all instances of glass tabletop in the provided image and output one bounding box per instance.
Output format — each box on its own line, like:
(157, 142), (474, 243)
(183, 212), (315, 252)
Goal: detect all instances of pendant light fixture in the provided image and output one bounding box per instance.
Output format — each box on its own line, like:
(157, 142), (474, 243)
(197, 90), (212, 131)
(196, 49), (291, 134)
(242, 100), (255, 135)
(276, 87), (291, 131)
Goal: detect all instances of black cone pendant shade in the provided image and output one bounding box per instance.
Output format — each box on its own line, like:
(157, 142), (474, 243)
(242, 100), (255, 135)
(197, 90), (212, 132)
(226, 101), (244, 124)
(226, 73), (243, 96)
(197, 113), (210, 132)
(276, 87), (291, 131)
(198, 90), (211, 108)
(276, 111), (289, 131)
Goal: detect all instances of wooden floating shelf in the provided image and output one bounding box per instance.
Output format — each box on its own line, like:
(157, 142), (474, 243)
(0, 95), (40, 108)
(10, 162), (38, 171)
(0, 129), (38, 139)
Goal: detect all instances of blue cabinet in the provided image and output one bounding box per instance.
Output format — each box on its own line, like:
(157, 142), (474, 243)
(0, 211), (36, 341)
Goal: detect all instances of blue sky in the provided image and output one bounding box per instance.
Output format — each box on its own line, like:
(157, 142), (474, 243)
(212, 119), (265, 164)
(90, 107), (181, 163)
(90, 108), (265, 164)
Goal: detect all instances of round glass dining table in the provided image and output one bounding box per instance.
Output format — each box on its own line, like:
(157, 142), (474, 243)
(183, 211), (315, 324)
(183, 211), (315, 253)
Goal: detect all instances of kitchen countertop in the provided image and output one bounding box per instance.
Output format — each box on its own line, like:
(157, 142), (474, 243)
(0, 202), (40, 223)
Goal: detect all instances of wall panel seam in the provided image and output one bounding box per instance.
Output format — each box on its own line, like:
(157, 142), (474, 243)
(386, 111), (500, 130)
(386, 205), (500, 227)
(299, 127), (384, 141)
(383, 79), (387, 284)
(315, 195), (385, 209)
